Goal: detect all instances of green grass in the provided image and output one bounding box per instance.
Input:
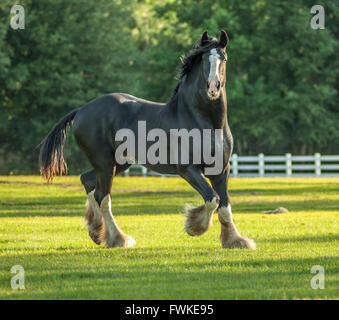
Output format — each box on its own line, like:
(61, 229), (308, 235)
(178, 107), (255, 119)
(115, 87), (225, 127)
(0, 175), (338, 299)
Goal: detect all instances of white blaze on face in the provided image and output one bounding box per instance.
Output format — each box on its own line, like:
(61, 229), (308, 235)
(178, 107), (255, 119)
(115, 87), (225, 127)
(207, 48), (222, 98)
(208, 48), (221, 82)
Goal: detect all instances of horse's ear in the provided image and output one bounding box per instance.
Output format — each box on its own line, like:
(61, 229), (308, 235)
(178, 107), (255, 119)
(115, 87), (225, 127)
(201, 31), (209, 45)
(219, 30), (229, 49)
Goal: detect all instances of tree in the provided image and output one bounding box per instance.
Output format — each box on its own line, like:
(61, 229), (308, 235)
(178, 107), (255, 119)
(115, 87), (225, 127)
(0, 0), (139, 173)
(1, 0), (338, 174)
(139, 0), (339, 155)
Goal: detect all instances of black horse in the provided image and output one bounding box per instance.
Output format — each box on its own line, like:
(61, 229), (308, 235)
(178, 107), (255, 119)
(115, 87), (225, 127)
(39, 30), (255, 249)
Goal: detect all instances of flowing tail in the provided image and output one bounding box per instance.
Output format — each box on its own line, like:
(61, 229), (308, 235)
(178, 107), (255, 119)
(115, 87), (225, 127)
(39, 109), (79, 181)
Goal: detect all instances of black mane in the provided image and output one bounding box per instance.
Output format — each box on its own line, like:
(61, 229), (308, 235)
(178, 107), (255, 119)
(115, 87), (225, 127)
(169, 35), (224, 103)
(179, 36), (220, 79)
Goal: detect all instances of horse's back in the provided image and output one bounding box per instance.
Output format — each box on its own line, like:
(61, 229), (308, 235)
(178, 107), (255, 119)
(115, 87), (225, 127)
(74, 94), (133, 128)
(72, 93), (165, 148)
(75, 93), (164, 120)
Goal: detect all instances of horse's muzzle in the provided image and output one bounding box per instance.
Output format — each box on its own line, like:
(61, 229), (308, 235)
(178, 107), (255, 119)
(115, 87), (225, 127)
(207, 79), (221, 99)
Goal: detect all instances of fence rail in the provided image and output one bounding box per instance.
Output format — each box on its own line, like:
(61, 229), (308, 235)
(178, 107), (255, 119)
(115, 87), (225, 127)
(122, 153), (339, 177)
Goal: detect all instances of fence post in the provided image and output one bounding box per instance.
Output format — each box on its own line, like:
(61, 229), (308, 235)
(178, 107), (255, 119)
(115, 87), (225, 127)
(232, 154), (238, 177)
(142, 166), (147, 177)
(315, 153), (321, 176)
(258, 153), (264, 177)
(285, 153), (292, 177)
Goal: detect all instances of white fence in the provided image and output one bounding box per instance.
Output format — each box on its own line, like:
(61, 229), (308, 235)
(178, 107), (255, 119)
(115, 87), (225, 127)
(122, 153), (339, 177)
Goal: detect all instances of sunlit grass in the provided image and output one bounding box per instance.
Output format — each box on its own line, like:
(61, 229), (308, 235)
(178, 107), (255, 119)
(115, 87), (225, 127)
(0, 176), (338, 299)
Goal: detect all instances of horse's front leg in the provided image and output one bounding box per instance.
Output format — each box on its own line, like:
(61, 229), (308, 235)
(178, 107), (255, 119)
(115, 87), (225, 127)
(209, 166), (256, 249)
(180, 165), (219, 236)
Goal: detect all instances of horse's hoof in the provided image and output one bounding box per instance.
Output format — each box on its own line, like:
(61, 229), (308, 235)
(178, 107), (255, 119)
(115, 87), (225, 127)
(120, 234), (136, 248)
(219, 220), (256, 249)
(87, 219), (105, 245)
(221, 235), (256, 249)
(106, 233), (136, 248)
(184, 197), (218, 236)
(89, 231), (102, 245)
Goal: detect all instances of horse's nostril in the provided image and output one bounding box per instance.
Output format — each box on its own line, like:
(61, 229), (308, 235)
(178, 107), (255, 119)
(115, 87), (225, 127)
(207, 81), (210, 89)
(217, 81), (220, 90)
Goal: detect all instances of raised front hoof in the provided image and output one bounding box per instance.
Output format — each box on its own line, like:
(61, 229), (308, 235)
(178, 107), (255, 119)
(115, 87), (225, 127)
(184, 197), (218, 236)
(220, 234), (256, 249)
(106, 233), (136, 248)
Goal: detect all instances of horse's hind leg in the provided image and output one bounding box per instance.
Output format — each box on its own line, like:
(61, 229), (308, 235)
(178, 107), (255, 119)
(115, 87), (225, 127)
(81, 169), (103, 245)
(81, 164), (132, 194)
(94, 164), (135, 248)
(81, 165), (132, 246)
(80, 145), (135, 248)
(81, 169), (96, 194)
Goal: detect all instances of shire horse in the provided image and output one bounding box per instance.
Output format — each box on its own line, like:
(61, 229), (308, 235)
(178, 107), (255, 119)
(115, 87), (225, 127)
(39, 30), (256, 249)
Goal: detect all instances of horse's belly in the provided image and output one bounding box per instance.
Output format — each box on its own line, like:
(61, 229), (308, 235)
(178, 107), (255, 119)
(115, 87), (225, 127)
(142, 163), (179, 176)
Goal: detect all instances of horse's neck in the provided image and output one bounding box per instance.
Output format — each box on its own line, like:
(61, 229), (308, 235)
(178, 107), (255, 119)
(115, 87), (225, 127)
(178, 79), (228, 130)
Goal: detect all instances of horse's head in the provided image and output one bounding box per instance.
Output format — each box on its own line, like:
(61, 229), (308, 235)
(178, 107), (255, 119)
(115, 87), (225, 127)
(200, 30), (229, 100)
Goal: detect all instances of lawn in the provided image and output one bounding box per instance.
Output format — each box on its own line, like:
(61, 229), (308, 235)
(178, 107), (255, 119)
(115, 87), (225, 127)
(0, 175), (338, 299)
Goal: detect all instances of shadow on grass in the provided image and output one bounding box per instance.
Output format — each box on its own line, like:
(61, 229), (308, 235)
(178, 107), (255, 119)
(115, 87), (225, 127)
(1, 176), (338, 217)
(1, 249), (338, 299)
(268, 233), (339, 243)
(230, 184), (339, 196)
(2, 232), (338, 255)
(233, 198), (339, 213)
(1, 195), (338, 217)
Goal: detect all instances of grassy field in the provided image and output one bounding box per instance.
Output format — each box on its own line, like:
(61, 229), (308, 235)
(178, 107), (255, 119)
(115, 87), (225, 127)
(0, 175), (338, 300)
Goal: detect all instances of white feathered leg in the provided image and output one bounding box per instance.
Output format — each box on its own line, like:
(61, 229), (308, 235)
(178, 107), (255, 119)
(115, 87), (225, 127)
(184, 197), (218, 236)
(218, 204), (256, 249)
(99, 194), (136, 248)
